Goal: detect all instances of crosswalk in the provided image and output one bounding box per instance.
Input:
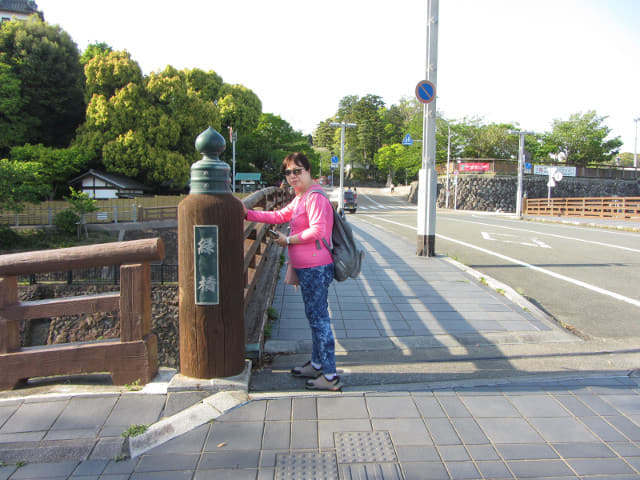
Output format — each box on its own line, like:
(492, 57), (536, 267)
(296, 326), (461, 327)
(356, 204), (417, 212)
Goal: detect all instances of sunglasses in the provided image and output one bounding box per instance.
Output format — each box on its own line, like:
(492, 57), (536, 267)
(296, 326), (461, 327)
(284, 168), (304, 177)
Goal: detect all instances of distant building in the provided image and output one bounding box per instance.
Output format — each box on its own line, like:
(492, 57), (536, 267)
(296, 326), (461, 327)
(70, 169), (152, 199)
(235, 172), (263, 193)
(0, 0), (43, 23)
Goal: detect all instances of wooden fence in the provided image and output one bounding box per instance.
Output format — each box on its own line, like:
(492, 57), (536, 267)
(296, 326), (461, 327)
(524, 197), (640, 220)
(242, 187), (293, 309)
(0, 238), (164, 390)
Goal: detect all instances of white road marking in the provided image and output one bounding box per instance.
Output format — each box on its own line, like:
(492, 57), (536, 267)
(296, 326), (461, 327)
(448, 217), (640, 254)
(481, 232), (551, 248)
(366, 215), (640, 309)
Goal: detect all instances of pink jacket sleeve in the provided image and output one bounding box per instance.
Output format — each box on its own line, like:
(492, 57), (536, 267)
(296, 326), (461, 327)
(298, 193), (331, 243)
(245, 202), (294, 224)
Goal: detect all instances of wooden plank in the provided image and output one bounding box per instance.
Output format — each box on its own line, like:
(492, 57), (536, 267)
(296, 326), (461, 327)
(0, 238), (165, 276)
(0, 276), (20, 354)
(0, 293), (120, 323)
(120, 263), (151, 342)
(0, 336), (158, 390)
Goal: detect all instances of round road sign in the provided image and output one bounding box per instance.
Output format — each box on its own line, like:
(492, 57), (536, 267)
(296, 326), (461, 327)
(415, 80), (436, 104)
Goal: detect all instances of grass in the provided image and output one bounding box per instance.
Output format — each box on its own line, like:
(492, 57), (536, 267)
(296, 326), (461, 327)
(0, 225), (116, 254)
(479, 277), (488, 286)
(496, 288), (506, 296)
(121, 424), (149, 438)
(125, 379), (142, 391)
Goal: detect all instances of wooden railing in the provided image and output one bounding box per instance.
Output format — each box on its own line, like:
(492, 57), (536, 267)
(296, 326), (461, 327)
(524, 197), (640, 220)
(0, 238), (165, 390)
(242, 187), (293, 308)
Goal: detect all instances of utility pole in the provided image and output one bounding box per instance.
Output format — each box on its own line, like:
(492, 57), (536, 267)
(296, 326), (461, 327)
(634, 117), (639, 169)
(446, 123), (451, 208)
(508, 130), (534, 217)
(228, 126), (237, 193)
(329, 122), (357, 213)
(416, 0), (439, 256)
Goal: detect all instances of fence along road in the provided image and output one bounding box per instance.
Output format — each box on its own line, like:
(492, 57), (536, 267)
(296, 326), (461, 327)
(354, 189), (640, 341)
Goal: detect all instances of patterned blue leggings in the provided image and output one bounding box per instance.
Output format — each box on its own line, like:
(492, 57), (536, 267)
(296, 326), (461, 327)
(294, 263), (336, 374)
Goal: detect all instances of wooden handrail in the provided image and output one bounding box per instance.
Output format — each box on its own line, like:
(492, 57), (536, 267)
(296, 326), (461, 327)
(0, 238), (164, 390)
(0, 238), (164, 276)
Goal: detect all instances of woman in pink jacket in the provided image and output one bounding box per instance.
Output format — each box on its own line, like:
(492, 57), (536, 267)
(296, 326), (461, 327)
(242, 152), (340, 391)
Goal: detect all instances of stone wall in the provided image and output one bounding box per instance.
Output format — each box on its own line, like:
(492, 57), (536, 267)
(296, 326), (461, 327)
(19, 284), (180, 368)
(409, 176), (639, 212)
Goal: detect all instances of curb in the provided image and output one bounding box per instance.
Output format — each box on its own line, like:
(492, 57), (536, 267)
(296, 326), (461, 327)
(126, 389), (248, 459)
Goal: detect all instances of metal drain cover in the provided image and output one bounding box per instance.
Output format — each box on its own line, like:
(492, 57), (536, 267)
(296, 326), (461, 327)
(334, 431), (397, 464)
(275, 452), (339, 480)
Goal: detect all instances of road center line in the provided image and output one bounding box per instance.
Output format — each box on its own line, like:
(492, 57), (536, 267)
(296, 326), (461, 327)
(367, 215), (640, 309)
(447, 217), (640, 253)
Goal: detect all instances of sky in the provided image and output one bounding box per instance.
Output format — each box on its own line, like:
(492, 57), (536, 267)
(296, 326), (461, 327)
(37, 0), (640, 154)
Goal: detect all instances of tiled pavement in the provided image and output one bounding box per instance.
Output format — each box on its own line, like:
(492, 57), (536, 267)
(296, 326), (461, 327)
(1, 214), (639, 478)
(4, 375), (640, 479)
(265, 216), (575, 354)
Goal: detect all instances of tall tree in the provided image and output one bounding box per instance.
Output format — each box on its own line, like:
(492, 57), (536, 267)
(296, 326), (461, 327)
(83, 50), (143, 102)
(0, 16), (85, 149)
(540, 111), (622, 165)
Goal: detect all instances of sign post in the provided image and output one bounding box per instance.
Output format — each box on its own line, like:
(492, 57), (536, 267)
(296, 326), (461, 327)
(508, 130), (534, 217)
(329, 123), (357, 213)
(416, 0), (439, 257)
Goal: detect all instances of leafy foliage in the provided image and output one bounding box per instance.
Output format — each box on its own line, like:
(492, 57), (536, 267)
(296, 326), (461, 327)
(9, 144), (89, 198)
(53, 209), (80, 235)
(0, 16), (85, 151)
(0, 158), (50, 212)
(540, 111), (622, 165)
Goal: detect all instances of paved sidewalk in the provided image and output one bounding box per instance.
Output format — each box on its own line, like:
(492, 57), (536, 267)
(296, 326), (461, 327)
(2, 212), (640, 478)
(3, 374), (640, 479)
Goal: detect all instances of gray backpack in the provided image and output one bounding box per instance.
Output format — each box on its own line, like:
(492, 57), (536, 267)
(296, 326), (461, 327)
(309, 190), (365, 281)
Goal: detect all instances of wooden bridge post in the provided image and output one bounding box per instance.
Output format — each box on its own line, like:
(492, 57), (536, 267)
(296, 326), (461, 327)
(178, 127), (245, 379)
(0, 276), (20, 354)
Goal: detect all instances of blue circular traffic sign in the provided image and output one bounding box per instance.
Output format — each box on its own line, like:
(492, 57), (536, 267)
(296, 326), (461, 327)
(415, 80), (436, 104)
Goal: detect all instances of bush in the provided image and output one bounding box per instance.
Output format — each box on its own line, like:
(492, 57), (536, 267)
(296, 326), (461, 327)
(54, 210), (79, 235)
(0, 225), (22, 250)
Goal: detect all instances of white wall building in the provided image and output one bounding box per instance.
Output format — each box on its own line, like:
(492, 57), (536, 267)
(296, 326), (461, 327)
(0, 0), (43, 23)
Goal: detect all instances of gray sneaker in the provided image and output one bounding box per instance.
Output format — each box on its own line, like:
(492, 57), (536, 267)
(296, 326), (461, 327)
(305, 375), (342, 391)
(291, 361), (322, 378)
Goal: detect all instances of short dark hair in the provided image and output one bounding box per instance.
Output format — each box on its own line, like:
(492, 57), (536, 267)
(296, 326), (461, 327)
(281, 152), (311, 177)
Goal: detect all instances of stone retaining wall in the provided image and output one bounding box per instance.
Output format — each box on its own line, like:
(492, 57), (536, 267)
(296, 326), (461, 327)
(19, 284), (180, 368)
(409, 176), (639, 212)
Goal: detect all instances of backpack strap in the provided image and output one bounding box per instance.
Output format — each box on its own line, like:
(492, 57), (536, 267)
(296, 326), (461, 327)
(306, 189), (332, 251)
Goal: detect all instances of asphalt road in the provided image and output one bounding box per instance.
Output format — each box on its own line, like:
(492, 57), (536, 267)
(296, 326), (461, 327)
(351, 187), (640, 340)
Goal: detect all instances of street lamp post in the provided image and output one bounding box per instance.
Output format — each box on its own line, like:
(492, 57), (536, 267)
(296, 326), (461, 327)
(227, 127), (237, 193)
(416, 0), (439, 257)
(508, 130), (534, 217)
(446, 123), (451, 208)
(634, 117), (639, 169)
(329, 122), (357, 213)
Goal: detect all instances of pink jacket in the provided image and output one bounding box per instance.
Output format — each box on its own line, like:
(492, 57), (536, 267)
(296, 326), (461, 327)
(246, 185), (333, 269)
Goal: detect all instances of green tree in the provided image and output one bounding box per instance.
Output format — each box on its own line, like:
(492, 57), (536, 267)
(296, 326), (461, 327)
(83, 50), (143, 102)
(0, 16), (85, 149)
(540, 111), (622, 165)
(75, 64), (220, 191)
(79, 41), (113, 65)
(0, 158), (50, 212)
(10, 144), (89, 198)
(239, 113), (318, 184)
(217, 84), (262, 135)
(0, 63), (26, 156)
